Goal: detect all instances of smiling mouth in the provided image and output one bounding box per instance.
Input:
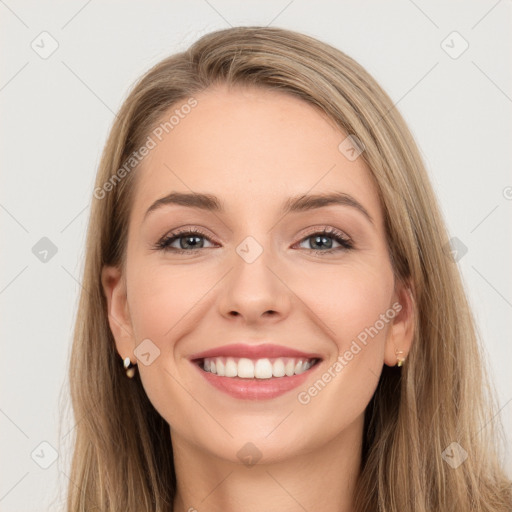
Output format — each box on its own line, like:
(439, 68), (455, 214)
(195, 356), (321, 379)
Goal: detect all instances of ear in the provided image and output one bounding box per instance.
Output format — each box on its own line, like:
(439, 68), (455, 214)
(383, 279), (415, 367)
(101, 265), (135, 360)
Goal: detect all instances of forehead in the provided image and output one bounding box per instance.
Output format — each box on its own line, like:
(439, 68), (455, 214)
(129, 84), (382, 226)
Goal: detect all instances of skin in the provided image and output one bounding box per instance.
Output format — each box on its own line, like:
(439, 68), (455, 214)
(102, 84), (414, 512)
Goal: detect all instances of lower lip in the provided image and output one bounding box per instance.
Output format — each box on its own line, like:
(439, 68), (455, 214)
(192, 361), (321, 400)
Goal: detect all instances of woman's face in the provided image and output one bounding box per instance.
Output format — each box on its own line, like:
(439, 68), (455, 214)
(103, 84), (413, 464)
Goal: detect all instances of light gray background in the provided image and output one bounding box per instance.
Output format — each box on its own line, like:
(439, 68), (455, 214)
(1, 1), (511, 510)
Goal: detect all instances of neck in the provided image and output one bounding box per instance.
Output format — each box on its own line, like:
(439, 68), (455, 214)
(171, 414), (363, 512)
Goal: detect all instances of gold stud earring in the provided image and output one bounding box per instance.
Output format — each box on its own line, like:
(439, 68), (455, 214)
(123, 357), (137, 378)
(395, 349), (405, 367)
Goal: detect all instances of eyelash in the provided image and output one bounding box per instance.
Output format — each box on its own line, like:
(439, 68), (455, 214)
(153, 226), (354, 255)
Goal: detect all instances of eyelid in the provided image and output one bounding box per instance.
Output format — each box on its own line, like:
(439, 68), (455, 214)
(296, 225), (351, 241)
(293, 226), (353, 251)
(153, 224), (354, 254)
(153, 226), (218, 250)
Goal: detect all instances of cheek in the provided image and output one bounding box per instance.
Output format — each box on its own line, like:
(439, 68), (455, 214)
(121, 253), (395, 459)
(290, 263), (394, 428)
(127, 260), (210, 345)
(128, 255), (394, 370)
(294, 261), (394, 349)
(125, 261), (211, 423)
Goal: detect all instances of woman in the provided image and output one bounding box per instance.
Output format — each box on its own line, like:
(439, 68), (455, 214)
(66, 26), (511, 511)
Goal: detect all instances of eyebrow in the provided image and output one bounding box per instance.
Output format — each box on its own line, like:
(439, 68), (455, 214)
(143, 191), (374, 225)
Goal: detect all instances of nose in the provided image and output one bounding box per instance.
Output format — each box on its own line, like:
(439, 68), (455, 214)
(217, 244), (292, 326)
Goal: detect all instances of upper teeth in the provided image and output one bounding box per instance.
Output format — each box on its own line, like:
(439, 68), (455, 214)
(202, 357), (316, 379)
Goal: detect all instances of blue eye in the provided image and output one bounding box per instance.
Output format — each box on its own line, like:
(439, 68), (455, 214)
(154, 228), (215, 253)
(297, 229), (353, 252)
(153, 227), (353, 255)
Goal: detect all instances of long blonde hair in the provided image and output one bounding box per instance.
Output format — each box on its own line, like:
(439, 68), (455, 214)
(64, 26), (511, 511)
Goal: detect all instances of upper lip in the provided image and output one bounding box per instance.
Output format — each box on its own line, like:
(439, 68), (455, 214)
(188, 343), (322, 361)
